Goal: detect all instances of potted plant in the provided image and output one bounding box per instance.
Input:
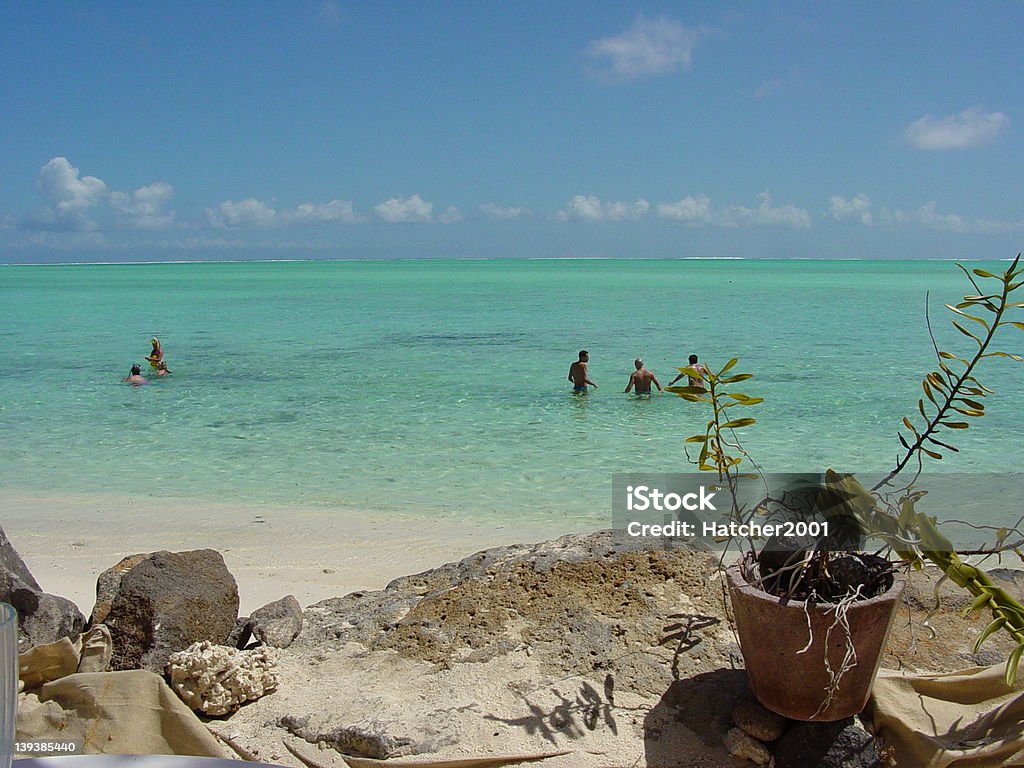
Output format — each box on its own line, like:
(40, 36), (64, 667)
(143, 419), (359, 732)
(667, 255), (1024, 722)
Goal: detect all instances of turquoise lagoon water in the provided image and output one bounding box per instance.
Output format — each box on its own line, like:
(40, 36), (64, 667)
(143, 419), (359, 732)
(1, 259), (1022, 529)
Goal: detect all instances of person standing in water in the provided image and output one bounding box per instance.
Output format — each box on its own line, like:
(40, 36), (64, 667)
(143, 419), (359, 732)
(568, 350), (598, 393)
(624, 358), (662, 394)
(146, 337), (164, 369)
(669, 354), (708, 387)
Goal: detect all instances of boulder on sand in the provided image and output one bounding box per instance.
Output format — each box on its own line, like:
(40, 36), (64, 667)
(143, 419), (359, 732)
(90, 549), (239, 672)
(1, 524), (85, 650)
(249, 595), (303, 648)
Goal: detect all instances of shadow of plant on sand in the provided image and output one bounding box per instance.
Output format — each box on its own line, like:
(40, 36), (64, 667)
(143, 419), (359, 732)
(485, 675), (651, 745)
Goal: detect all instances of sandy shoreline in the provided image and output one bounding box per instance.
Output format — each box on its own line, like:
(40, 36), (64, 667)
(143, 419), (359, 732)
(2, 491), (588, 615)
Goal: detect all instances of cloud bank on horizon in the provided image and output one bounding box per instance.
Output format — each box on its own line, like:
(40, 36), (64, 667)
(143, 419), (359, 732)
(1, 5), (1020, 259)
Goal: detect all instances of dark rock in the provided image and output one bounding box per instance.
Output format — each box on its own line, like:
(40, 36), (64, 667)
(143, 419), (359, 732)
(773, 718), (882, 768)
(250, 595), (303, 648)
(0, 524), (85, 650)
(89, 549), (239, 672)
(10, 590), (86, 651)
(0, 524), (41, 591)
(225, 616), (252, 649)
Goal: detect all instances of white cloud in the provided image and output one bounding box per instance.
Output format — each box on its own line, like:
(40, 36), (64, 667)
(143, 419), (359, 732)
(828, 194), (873, 226)
(207, 198), (363, 227)
(109, 182), (176, 229)
(586, 16), (701, 82)
(656, 194), (715, 224)
(904, 107), (1009, 150)
(35, 157), (107, 230)
(657, 192), (811, 229)
(479, 203), (532, 220)
(286, 200), (362, 224)
(915, 202), (1023, 235)
(12, 231), (107, 250)
(208, 199), (278, 228)
(556, 195), (650, 222)
(876, 202), (1023, 234)
(25, 157), (179, 233)
(438, 206), (463, 224)
(374, 195), (433, 223)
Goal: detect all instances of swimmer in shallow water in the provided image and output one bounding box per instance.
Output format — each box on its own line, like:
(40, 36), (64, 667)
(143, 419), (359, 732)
(625, 358), (661, 394)
(124, 364), (147, 385)
(668, 354), (708, 388)
(146, 337), (164, 368)
(568, 350), (598, 393)
(156, 361), (172, 376)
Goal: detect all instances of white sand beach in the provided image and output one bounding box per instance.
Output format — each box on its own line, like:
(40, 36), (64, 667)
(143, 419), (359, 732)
(1, 491), (585, 615)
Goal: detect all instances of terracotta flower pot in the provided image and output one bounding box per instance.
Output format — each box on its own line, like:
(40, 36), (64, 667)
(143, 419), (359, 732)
(727, 564), (906, 721)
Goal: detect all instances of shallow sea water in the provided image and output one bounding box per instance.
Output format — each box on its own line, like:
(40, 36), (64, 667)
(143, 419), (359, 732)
(2, 258), (1021, 530)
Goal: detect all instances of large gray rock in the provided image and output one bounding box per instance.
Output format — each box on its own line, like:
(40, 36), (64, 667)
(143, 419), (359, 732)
(0, 524), (85, 650)
(250, 595), (303, 648)
(8, 589), (86, 651)
(90, 549), (239, 672)
(0, 525), (41, 591)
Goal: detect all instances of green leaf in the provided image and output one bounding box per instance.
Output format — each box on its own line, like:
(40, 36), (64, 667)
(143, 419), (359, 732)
(972, 268), (996, 278)
(721, 417), (756, 429)
(972, 616), (1007, 654)
(674, 366), (703, 378)
(927, 436), (960, 452)
(720, 373), (753, 383)
(922, 378), (937, 403)
(952, 321), (982, 344)
(940, 421), (970, 429)
(685, 435), (706, 443)
(719, 358), (739, 375)
(902, 416), (920, 436)
(922, 447), (943, 460)
(962, 588), (995, 617)
(957, 397), (986, 410)
(946, 304), (990, 329)
(1005, 643), (1024, 687)
(951, 405), (985, 417)
(1009, 321), (1024, 331)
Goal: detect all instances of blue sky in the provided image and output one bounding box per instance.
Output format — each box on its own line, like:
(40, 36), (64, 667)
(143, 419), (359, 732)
(2, 2), (1021, 262)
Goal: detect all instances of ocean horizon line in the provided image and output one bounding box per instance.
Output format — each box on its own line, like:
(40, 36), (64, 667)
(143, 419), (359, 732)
(1, 254), (1015, 268)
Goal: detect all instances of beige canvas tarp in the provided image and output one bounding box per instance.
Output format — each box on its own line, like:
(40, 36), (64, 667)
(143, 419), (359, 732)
(17, 628), (228, 757)
(869, 665), (1024, 767)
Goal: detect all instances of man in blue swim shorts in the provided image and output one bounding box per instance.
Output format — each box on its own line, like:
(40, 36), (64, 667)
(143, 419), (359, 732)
(568, 350), (598, 393)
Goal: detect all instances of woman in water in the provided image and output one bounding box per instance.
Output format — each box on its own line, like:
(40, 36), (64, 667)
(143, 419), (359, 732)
(146, 337), (164, 369)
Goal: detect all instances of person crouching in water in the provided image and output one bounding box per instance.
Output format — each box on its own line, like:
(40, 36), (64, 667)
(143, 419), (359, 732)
(124, 364), (147, 385)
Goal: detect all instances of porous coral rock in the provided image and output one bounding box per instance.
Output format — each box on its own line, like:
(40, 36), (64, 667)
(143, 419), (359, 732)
(166, 641), (278, 715)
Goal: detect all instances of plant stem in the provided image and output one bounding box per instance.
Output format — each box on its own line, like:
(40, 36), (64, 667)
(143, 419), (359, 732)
(872, 271), (1012, 492)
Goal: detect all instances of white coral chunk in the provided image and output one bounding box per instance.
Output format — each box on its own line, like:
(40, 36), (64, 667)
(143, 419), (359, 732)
(166, 641), (278, 715)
